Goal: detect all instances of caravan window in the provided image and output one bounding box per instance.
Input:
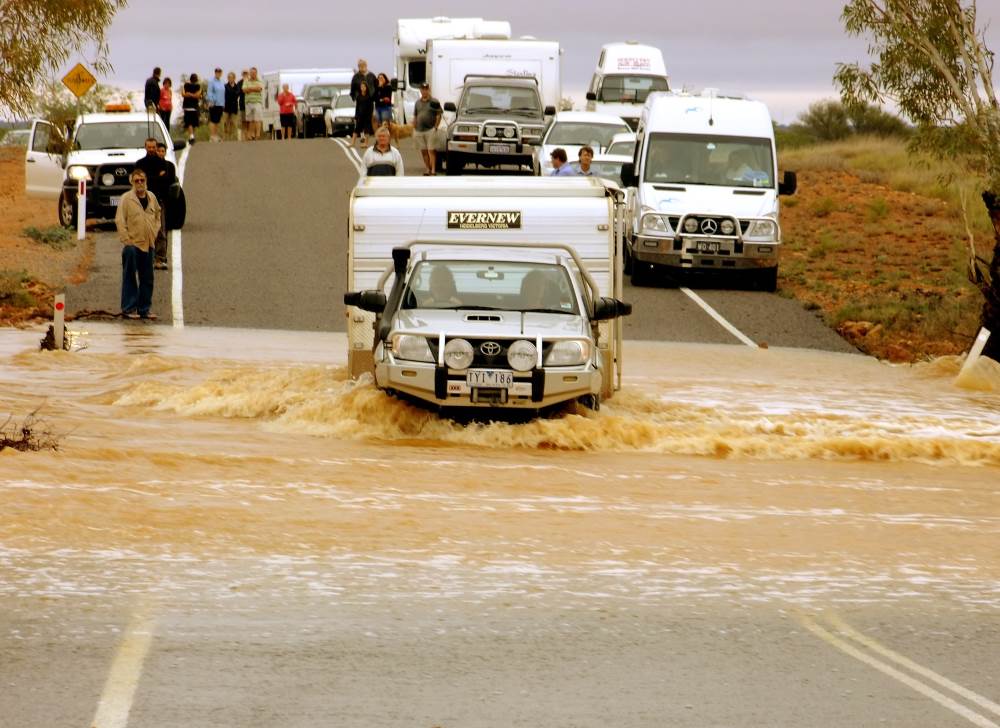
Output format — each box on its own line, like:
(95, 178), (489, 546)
(407, 60), (426, 86)
(643, 133), (774, 189)
(598, 75), (669, 103)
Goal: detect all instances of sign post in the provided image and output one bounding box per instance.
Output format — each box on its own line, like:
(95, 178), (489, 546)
(53, 294), (66, 351)
(77, 179), (86, 240)
(63, 64), (96, 241)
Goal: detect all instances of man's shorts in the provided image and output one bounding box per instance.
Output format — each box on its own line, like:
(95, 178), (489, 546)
(183, 109), (199, 128)
(209, 106), (223, 124)
(222, 111), (239, 126)
(413, 129), (435, 151)
(280, 113), (296, 129)
(245, 103), (264, 122)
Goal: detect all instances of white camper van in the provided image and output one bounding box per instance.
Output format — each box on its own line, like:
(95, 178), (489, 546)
(621, 90), (797, 291)
(586, 42), (670, 130)
(261, 68), (353, 138)
(427, 38), (562, 117)
(394, 17), (511, 124)
(344, 176), (628, 405)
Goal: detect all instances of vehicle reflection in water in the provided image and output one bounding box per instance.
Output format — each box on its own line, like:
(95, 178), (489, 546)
(0, 322), (997, 616)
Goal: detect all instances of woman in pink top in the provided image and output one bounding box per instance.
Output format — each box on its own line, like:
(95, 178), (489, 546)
(277, 84), (297, 140)
(158, 78), (173, 131)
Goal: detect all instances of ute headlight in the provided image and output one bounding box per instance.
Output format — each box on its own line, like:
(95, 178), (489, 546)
(506, 340), (537, 372)
(502, 127), (516, 139)
(485, 127), (498, 138)
(457, 125), (479, 135)
(392, 334), (434, 363)
(68, 165), (91, 181)
(544, 340), (590, 366)
(101, 172), (115, 186)
(744, 219), (778, 242)
(444, 338), (474, 370)
(720, 219), (736, 235)
(309, 106), (323, 114)
(641, 214), (670, 235)
(683, 217), (699, 234)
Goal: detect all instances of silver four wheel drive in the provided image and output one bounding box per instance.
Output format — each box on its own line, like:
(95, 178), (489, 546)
(345, 243), (631, 412)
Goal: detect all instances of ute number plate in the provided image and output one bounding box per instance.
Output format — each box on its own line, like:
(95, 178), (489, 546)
(486, 143), (514, 154)
(109, 196), (122, 207)
(467, 369), (514, 388)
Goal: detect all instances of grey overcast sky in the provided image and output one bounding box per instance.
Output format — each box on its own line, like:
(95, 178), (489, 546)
(85, 0), (998, 122)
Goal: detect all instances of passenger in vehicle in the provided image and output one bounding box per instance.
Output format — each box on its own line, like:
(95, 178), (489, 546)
(422, 266), (462, 307)
(549, 148), (576, 176)
(577, 145), (594, 176)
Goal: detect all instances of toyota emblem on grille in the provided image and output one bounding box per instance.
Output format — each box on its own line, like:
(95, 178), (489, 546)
(480, 341), (502, 356)
(115, 167), (127, 176)
(700, 218), (718, 234)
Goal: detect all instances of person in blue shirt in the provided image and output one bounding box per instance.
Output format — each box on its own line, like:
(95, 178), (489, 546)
(577, 145), (595, 176)
(550, 148), (577, 176)
(207, 68), (226, 142)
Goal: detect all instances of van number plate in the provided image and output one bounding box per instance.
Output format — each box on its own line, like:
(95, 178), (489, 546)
(467, 369), (514, 388)
(695, 240), (720, 253)
(487, 143), (514, 154)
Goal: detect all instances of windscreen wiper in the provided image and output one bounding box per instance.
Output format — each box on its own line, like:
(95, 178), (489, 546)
(441, 305), (500, 311)
(521, 307), (571, 315)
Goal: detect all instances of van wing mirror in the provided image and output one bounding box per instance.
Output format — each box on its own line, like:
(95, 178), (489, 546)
(344, 290), (387, 313)
(585, 92), (597, 101)
(543, 105), (556, 116)
(443, 101), (456, 113)
(173, 139), (187, 151)
(619, 162), (637, 188)
(592, 297), (632, 321)
(779, 170), (797, 196)
(391, 78), (404, 91)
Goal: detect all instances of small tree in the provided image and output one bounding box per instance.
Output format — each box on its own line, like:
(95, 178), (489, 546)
(0, 0), (127, 118)
(835, 0), (1000, 360)
(798, 100), (852, 141)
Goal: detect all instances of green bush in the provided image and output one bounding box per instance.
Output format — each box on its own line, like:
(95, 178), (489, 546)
(0, 270), (36, 308)
(23, 225), (74, 249)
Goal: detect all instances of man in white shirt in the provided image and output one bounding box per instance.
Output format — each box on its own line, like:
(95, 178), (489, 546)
(363, 127), (404, 176)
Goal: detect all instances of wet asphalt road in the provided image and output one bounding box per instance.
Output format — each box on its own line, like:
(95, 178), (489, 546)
(65, 137), (855, 353)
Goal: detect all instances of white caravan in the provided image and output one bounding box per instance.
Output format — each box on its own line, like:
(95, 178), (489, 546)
(261, 68), (353, 138)
(586, 42), (670, 130)
(394, 17), (511, 123)
(345, 176), (627, 399)
(427, 38), (562, 120)
(621, 90), (797, 291)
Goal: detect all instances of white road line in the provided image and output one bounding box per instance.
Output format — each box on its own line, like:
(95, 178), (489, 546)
(799, 615), (999, 728)
(171, 144), (190, 328)
(680, 286), (758, 348)
(90, 606), (156, 728)
(827, 614), (1000, 718)
(333, 138), (364, 177)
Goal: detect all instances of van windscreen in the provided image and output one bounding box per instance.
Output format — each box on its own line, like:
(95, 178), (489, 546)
(643, 133), (774, 189)
(598, 75), (669, 103)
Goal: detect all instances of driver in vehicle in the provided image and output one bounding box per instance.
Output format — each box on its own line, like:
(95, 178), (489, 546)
(725, 149), (769, 185)
(421, 265), (462, 307)
(520, 270), (563, 310)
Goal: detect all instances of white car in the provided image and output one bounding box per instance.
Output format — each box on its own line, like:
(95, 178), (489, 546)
(576, 152), (632, 186)
(605, 132), (636, 157)
(534, 111), (631, 176)
(325, 93), (357, 137)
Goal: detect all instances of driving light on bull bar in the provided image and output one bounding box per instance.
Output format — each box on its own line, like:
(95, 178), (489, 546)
(683, 217), (699, 233)
(506, 340), (537, 371)
(720, 219), (736, 235)
(391, 334), (434, 363)
(485, 127), (497, 138)
(444, 338), (474, 370)
(101, 173), (115, 186)
(544, 340), (590, 366)
(68, 165), (91, 181)
(502, 127), (516, 139)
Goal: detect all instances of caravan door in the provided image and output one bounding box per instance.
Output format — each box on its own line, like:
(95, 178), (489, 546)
(25, 120), (65, 200)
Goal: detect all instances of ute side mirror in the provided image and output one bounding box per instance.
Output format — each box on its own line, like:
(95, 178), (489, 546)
(443, 101), (456, 112)
(543, 105), (556, 116)
(619, 162), (637, 188)
(779, 170), (797, 196)
(173, 139), (187, 151)
(592, 296), (632, 321)
(391, 78), (404, 91)
(585, 92), (597, 101)
(344, 290), (387, 313)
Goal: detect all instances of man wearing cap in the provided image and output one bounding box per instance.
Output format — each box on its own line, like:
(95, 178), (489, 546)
(207, 68), (226, 142)
(413, 83), (442, 176)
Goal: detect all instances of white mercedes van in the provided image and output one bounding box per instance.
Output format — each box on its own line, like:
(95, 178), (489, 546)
(585, 42), (669, 130)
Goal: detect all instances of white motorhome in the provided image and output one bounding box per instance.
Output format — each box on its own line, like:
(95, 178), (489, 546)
(394, 17), (511, 123)
(427, 38), (562, 118)
(345, 176), (628, 401)
(622, 90), (797, 291)
(586, 42), (670, 130)
(261, 68), (353, 138)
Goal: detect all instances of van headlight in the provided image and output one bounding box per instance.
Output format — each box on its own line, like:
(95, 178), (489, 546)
(67, 165), (91, 181)
(444, 338), (474, 370)
(641, 214), (672, 235)
(506, 340), (537, 371)
(392, 334), (434, 363)
(544, 340), (590, 366)
(744, 219), (778, 242)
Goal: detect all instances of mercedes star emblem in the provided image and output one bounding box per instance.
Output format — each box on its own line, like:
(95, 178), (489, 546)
(480, 341), (502, 356)
(700, 218), (719, 235)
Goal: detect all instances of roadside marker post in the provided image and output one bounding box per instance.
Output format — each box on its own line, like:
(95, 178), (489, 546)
(53, 295), (65, 350)
(958, 327), (992, 379)
(77, 179), (86, 241)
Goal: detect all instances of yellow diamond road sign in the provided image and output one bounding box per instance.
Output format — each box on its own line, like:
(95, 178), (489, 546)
(62, 63), (97, 98)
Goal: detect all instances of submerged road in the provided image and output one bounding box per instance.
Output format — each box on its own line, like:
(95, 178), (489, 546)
(66, 138), (855, 353)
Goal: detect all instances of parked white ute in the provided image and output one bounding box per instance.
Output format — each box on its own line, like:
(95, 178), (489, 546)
(534, 111), (631, 176)
(621, 90), (797, 291)
(345, 242), (631, 411)
(585, 42), (670, 130)
(25, 106), (182, 227)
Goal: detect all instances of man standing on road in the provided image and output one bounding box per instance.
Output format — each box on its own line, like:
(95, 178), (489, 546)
(115, 170), (160, 320)
(243, 67), (265, 141)
(237, 69), (248, 141)
(207, 68), (226, 142)
(134, 138), (170, 270)
(549, 148), (576, 176)
(223, 71), (240, 141)
(413, 83), (442, 176)
(350, 59), (376, 103)
(363, 127), (404, 176)
(144, 67), (161, 112)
